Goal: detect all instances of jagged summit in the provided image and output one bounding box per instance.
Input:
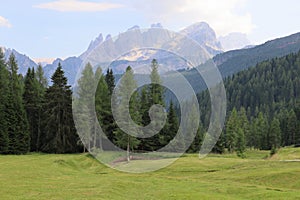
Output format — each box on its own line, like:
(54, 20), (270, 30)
(87, 33), (103, 52)
(180, 22), (223, 55)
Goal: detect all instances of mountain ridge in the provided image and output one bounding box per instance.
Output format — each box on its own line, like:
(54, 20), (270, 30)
(2, 22), (299, 89)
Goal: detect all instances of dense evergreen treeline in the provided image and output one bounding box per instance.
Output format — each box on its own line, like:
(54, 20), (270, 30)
(75, 59), (190, 157)
(1, 47), (300, 157)
(0, 49), (81, 154)
(0, 52), (30, 154)
(0, 50), (186, 155)
(198, 51), (300, 156)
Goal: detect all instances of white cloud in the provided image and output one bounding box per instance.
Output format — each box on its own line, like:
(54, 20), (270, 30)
(0, 16), (12, 28)
(130, 0), (254, 36)
(34, 0), (123, 12)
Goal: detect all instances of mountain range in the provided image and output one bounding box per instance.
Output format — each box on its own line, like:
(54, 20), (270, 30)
(1, 22), (245, 81)
(2, 22), (300, 89)
(2, 47), (38, 75)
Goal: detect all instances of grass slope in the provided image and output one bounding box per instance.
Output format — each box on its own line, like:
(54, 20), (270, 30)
(0, 148), (300, 199)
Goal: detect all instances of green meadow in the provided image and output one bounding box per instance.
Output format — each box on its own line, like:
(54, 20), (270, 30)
(1, 148), (300, 200)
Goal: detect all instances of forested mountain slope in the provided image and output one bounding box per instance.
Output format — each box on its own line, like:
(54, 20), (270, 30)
(181, 32), (300, 94)
(198, 51), (300, 151)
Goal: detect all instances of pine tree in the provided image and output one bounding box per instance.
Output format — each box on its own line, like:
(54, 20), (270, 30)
(255, 112), (269, 150)
(166, 101), (179, 143)
(35, 65), (47, 151)
(101, 68), (116, 143)
(23, 68), (37, 151)
(278, 108), (289, 146)
(182, 100), (201, 153)
(114, 66), (140, 161)
(42, 64), (79, 153)
(163, 101), (183, 152)
(0, 49), (9, 154)
(212, 132), (226, 154)
(95, 67), (111, 149)
(239, 107), (250, 147)
(188, 122), (204, 153)
(249, 117), (259, 148)
(269, 118), (281, 153)
(236, 128), (246, 158)
(287, 109), (297, 146)
(105, 68), (115, 95)
(75, 63), (97, 152)
(36, 64), (48, 88)
(226, 108), (238, 153)
(23, 67), (46, 151)
(149, 59), (164, 105)
(7, 53), (30, 154)
(140, 59), (166, 151)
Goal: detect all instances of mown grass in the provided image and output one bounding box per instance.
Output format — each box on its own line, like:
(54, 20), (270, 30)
(0, 148), (299, 199)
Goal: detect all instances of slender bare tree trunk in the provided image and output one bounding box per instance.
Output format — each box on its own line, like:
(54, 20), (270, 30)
(93, 122), (97, 150)
(88, 130), (91, 152)
(127, 135), (130, 162)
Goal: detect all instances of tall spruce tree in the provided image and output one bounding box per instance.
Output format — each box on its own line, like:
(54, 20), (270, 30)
(35, 65), (47, 151)
(239, 107), (250, 147)
(149, 59), (164, 105)
(212, 132), (226, 154)
(287, 109), (297, 146)
(162, 101), (181, 150)
(102, 68), (116, 143)
(114, 66), (140, 161)
(105, 68), (115, 95)
(182, 101), (205, 153)
(23, 67), (46, 151)
(0, 49), (9, 154)
(23, 68), (37, 151)
(188, 122), (204, 153)
(269, 118), (281, 152)
(36, 64), (48, 88)
(7, 54), (30, 154)
(95, 67), (111, 149)
(236, 127), (246, 158)
(75, 63), (97, 152)
(140, 59), (166, 151)
(165, 101), (178, 143)
(226, 108), (238, 152)
(254, 112), (269, 150)
(42, 64), (79, 153)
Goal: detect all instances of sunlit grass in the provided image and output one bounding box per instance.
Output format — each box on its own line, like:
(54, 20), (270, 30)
(0, 148), (299, 199)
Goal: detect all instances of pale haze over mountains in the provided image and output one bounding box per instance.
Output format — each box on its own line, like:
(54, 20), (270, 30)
(2, 21), (300, 93)
(1, 22), (252, 79)
(219, 33), (251, 51)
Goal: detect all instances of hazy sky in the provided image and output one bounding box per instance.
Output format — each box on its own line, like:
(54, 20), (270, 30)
(0, 0), (299, 59)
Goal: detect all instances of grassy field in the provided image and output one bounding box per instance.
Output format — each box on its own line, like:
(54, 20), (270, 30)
(0, 148), (300, 199)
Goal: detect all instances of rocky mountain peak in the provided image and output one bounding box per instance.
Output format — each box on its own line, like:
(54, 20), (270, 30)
(180, 22), (223, 55)
(87, 33), (103, 52)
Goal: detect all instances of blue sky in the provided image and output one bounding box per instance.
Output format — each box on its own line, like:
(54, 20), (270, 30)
(0, 0), (299, 61)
